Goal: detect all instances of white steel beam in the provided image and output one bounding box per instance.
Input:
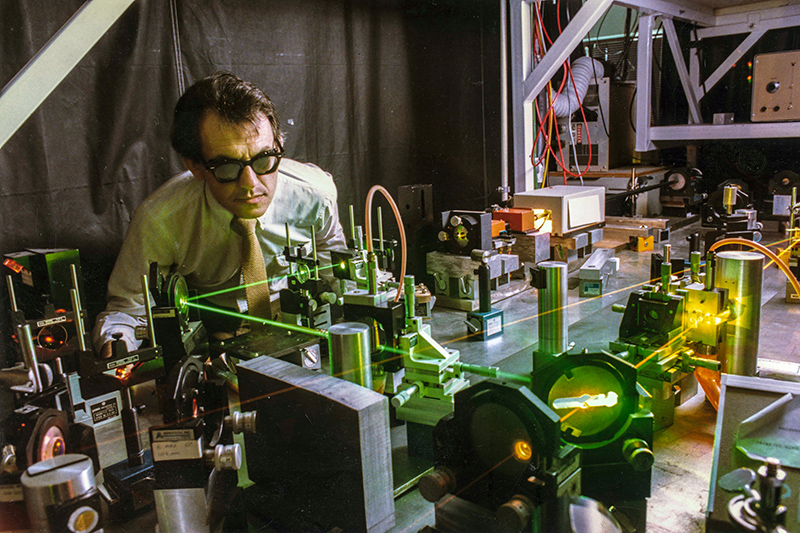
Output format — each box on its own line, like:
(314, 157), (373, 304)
(650, 122), (800, 141)
(635, 14), (656, 152)
(523, 0), (613, 103)
(698, 30), (766, 101)
(0, 0), (138, 152)
(663, 18), (702, 124)
(698, 13), (800, 40)
(709, 2), (800, 35)
(615, 0), (714, 26)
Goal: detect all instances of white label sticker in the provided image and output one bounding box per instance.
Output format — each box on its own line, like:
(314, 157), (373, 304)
(0, 483), (24, 502)
(36, 315), (68, 328)
(106, 354), (139, 369)
(151, 428), (195, 442)
(151, 439), (203, 461)
(487, 316), (502, 336)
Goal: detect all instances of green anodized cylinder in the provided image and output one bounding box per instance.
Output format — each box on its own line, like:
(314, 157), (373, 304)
(404, 275), (415, 320)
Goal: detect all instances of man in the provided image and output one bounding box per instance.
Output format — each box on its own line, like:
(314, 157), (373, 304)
(93, 72), (347, 355)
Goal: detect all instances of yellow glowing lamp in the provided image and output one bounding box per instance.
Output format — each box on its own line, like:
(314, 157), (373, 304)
(512, 440), (533, 462)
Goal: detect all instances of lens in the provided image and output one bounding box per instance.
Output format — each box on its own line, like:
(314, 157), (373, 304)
(547, 366), (624, 439)
(37, 325), (68, 349)
(213, 163), (243, 182)
(252, 154), (280, 174)
(39, 425), (66, 461)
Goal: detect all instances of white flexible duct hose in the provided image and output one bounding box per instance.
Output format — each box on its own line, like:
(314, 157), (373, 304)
(551, 56), (604, 118)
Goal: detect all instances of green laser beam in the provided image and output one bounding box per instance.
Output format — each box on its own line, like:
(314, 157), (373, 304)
(187, 278), (278, 301)
(185, 301), (330, 340)
(186, 263), (337, 301)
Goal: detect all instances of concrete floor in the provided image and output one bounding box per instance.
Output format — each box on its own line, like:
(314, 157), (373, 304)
(392, 220), (800, 533)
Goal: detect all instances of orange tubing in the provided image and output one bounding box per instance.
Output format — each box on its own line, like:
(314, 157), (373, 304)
(364, 185), (407, 303)
(695, 366), (720, 411)
(708, 237), (800, 299)
(700, 237), (800, 410)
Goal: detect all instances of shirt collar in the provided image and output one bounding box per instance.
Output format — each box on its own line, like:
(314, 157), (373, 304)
(202, 182), (235, 228)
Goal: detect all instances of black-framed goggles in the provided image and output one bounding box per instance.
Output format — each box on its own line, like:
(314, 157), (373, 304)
(203, 140), (284, 183)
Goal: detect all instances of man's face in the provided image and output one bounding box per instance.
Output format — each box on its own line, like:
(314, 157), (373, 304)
(187, 110), (279, 219)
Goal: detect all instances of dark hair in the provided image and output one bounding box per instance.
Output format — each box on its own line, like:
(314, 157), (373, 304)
(171, 72), (282, 162)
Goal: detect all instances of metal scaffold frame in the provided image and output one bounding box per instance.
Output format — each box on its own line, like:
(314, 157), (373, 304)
(508, 0), (800, 194)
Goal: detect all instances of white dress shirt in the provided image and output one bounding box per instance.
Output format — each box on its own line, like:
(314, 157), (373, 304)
(92, 159), (347, 350)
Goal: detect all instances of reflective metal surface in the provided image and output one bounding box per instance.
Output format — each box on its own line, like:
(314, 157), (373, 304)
(21, 454), (96, 531)
(329, 322), (373, 388)
(714, 251), (764, 376)
(538, 261), (569, 355)
(154, 488), (209, 533)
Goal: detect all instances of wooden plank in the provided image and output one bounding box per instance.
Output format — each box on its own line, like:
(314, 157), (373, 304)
(606, 216), (669, 229)
(550, 233), (588, 250)
(603, 226), (653, 240)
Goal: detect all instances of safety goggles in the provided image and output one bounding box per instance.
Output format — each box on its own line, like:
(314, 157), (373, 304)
(203, 140), (284, 183)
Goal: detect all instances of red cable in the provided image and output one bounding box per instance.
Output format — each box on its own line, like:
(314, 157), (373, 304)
(531, 0), (596, 181)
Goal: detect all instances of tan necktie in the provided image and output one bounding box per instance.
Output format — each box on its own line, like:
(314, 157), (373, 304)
(231, 217), (272, 321)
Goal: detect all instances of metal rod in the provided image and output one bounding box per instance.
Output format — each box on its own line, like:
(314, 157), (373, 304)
(499, 0), (509, 202)
(142, 275), (157, 347)
(606, 177), (679, 200)
(349, 205), (356, 244)
(70, 288), (87, 352)
(455, 362), (531, 387)
(312, 225), (319, 280)
(121, 387), (144, 466)
(69, 263), (81, 303)
(705, 254), (715, 291)
(690, 251), (701, 284)
(723, 184), (737, 215)
(355, 226), (364, 252)
(391, 384), (418, 408)
(377, 206), (385, 252)
(367, 253), (378, 295)
(661, 244), (672, 293)
(285, 222), (292, 248)
(6, 275), (18, 313)
(17, 324), (43, 393)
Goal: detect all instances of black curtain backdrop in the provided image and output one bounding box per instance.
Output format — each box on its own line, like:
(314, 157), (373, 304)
(0, 0), (501, 366)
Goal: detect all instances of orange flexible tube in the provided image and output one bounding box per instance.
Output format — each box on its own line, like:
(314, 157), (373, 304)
(764, 236), (800, 269)
(694, 367), (720, 411)
(364, 185), (407, 303)
(699, 237), (800, 410)
(708, 237), (800, 297)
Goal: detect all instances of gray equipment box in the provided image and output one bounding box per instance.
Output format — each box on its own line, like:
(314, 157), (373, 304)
(514, 186), (605, 236)
(578, 248), (617, 297)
